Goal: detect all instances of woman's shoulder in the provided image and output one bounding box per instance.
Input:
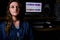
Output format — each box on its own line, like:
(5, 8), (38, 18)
(22, 21), (29, 28)
(23, 21), (29, 26)
(0, 21), (6, 28)
(0, 21), (6, 25)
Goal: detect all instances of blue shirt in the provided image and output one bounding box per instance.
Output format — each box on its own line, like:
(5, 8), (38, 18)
(0, 21), (33, 40)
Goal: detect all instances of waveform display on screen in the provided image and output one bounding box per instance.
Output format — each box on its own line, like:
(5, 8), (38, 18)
(26, 2), (42, 12)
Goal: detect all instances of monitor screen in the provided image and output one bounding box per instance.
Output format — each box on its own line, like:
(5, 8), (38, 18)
(26, 2), (42, 12)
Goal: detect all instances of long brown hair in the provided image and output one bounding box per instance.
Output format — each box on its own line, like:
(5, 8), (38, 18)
(5, 0), (22, 35)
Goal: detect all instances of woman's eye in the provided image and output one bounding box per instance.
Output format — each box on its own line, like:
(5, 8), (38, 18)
(10, 6), (20, 9)
(11, 6), (14, 8)
(16, 6), (19, 9)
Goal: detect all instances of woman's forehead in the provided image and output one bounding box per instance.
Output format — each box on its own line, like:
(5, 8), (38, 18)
(10, 2), (19, 6)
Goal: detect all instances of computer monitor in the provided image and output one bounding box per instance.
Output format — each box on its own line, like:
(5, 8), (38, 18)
(25, 2), (42, 15)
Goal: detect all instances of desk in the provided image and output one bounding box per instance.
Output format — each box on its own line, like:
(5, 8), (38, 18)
(33, 27), (60, 31)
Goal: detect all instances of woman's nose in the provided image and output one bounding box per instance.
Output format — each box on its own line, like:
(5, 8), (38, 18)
(14, 7), (18, 11)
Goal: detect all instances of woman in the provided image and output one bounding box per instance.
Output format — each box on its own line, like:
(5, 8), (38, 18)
(0, 0), (33, 40)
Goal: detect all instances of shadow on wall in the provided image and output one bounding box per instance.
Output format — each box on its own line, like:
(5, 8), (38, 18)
(55, 3), (60, 21)
(0, 0), (8, 17)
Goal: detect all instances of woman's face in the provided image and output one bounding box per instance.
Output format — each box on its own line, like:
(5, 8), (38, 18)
(9, 2), (20, 16)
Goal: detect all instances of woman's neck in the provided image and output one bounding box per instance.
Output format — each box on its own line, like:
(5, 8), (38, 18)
(12, 16), (20, 28)
(12, 16), (18, 22)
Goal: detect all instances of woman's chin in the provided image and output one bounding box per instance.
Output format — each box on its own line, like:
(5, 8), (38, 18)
(12, 14), (18, 16)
